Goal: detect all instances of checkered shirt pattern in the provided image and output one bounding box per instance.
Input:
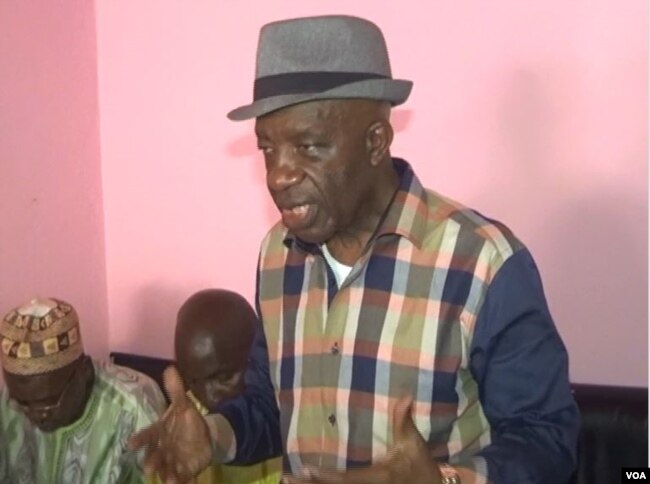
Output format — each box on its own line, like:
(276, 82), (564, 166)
(255, 159), (523, 479)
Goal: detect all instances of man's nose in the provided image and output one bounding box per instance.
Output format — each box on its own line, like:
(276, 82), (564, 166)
(267, 153), (304, 192)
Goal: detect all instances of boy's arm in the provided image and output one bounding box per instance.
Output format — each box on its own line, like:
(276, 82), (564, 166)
(208, 317), (283, 464)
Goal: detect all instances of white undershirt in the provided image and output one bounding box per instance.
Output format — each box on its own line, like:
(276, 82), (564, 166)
(321, 243), (353, 288)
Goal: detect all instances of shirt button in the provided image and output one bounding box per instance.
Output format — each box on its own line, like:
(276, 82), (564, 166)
(328, 414), (337, 426)
(331, 342), (339, 355)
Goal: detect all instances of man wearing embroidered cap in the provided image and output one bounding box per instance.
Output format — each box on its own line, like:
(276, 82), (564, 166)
(0, 297), (167, 483)
(132, 15), (579, 484)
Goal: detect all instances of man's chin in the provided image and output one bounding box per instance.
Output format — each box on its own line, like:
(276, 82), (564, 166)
(292, 226), (334, 245)
(31, 415), (75, 432)
(34, 421), (60, 433)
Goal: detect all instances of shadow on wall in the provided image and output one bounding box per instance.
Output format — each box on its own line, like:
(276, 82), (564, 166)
(226, 133), (277, 227)
(391, 109), (413, 133)
(117, 284), (189, 360)
(540, 185), (647, 385)
(471, 67), (648, 385)
(225, 108), (414, 228)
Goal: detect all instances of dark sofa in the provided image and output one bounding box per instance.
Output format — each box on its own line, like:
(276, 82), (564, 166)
(110, 352), (648, 483)
(569, 383), (647, 484)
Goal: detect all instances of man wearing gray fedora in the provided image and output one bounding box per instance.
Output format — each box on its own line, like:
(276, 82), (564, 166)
(131, 15), (579, 484)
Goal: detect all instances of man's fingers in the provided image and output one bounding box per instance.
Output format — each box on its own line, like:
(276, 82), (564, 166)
(186, 454), (208, 477)
(174, 459), (198, 484)
(163, 365), (189, 407)
(163, 473), (179, 484)
(392, 395), (418, 442)
(129, 424), (160, 451)
(143, 449), (163, 477)
(174, 459), (188, 481)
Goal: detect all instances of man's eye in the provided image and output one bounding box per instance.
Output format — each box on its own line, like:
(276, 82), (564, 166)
(297, 144), (319, 155)
(257, 146), (274, 155)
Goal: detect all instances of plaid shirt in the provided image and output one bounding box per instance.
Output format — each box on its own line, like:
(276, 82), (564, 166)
(214, 159), (579, 484)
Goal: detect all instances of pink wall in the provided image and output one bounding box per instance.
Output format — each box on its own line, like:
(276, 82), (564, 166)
(0, 0), (109, 376)
(94, 1), (648, 386)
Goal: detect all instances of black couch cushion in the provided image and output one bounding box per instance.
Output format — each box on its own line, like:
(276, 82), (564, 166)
(569, 384), (648, 484)
(110, 351), (173, 403)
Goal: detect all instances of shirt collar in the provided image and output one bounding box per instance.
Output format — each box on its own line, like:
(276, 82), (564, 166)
(283, 158), (429, 252)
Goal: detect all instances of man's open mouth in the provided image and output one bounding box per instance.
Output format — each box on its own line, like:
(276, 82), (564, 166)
(281, 203), (317, 230)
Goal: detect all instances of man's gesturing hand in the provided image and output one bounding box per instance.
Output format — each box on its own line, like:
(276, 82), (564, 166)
(129, 366), (213, 484)
(283, 396), (443, 484)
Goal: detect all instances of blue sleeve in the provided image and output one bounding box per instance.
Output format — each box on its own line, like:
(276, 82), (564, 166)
(211, 266), (283, 465)
(470, 248), (580, 484)
(213, 319), (283, 464)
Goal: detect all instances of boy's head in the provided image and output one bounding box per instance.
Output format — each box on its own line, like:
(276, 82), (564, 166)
(174, 289), (256, 409)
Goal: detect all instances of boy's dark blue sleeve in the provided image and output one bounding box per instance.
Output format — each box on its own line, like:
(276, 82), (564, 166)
(213, 316), (283, 464)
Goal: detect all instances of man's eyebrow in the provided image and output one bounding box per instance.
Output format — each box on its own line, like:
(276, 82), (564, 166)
(286, 125), (334, 140)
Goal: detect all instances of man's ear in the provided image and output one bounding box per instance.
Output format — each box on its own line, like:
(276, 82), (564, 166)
(366, 120), (393, 166)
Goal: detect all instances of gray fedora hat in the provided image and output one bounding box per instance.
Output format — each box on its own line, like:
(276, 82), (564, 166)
(227, 15), (413, 121)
